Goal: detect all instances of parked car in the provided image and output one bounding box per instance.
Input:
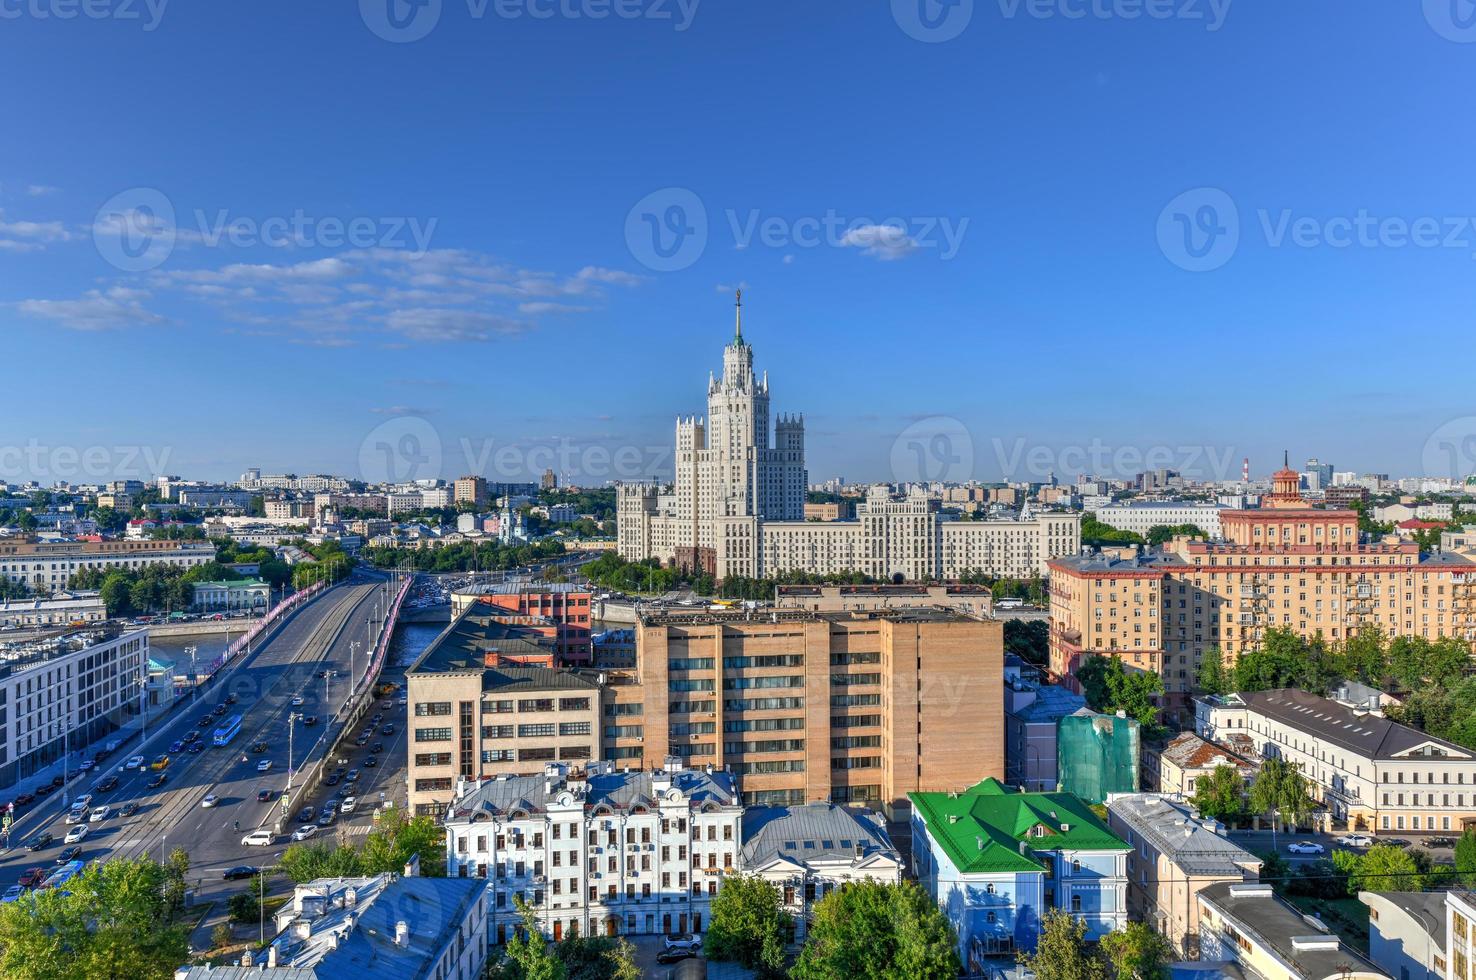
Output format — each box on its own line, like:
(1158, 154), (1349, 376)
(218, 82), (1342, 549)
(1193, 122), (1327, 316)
(1, 884), (25, 903)
(14, 792), (34, 806)
(292, 825), (317, 841)
(1381, 837), (1412, 848)
(222, 866), (257, 881)
(663, 934), (702, 953)
(1428, 837), (1457, 849)
(1287, 841), (1325, 855)
(50, 776), (64, 788)
(34, 784), (53, 798)
(201, 794), (220, 808)
(26, 833), (53, 852)
(1335, 834), (1374, 848)
(656, 949), (697, 965)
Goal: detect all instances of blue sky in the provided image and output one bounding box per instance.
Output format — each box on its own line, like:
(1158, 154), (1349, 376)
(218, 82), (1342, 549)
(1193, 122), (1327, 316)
(3, 0), (1476, 488)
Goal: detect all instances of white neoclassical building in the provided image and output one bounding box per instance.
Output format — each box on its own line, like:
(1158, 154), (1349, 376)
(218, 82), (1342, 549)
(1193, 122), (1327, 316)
(443, 760), (742, 943)
(618, 298), (1079, 581)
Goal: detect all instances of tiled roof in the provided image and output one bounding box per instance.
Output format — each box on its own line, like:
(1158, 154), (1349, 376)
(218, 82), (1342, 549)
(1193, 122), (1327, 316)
(1159, 732), (1253, 772)
(1107, 795), (1261, 877)
(447, 764), (737, 822)
(910, 777), (1128, 875)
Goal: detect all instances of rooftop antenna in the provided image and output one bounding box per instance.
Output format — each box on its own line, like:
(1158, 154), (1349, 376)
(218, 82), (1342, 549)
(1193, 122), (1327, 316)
(734, 289), (743, 343)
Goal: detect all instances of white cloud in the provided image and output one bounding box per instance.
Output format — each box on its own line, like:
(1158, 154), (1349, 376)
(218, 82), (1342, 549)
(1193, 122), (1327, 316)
(383, 308), (526, 343)
(519, 301), (591, 315)
(0, 211), (73, 244)
(26, 185), (60, 197)
(839, 224), (920, 261)
(576, 266), (647, 287)
(16, 287), (165, 330)
(369, 405), (433, 416)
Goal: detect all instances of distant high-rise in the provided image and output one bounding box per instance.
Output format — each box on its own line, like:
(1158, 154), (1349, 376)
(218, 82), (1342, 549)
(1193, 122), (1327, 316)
(1304, 457), (1334, 491)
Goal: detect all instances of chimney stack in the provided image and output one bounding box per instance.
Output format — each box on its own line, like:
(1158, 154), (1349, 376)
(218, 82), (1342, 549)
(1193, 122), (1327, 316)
(267, 946), (278, 968)
(395, 920), (410, 948)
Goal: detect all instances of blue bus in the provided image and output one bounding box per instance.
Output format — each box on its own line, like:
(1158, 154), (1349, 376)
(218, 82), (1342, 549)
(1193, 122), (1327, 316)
(213, 714), (243, 746)
(41, 860), (84, 892)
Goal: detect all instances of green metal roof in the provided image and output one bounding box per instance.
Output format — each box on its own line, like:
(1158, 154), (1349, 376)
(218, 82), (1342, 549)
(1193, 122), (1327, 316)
(909, 777), (1129, 875)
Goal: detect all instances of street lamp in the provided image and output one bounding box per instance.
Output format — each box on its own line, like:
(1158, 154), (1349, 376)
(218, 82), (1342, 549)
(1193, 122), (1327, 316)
(287, 712), (301, 791)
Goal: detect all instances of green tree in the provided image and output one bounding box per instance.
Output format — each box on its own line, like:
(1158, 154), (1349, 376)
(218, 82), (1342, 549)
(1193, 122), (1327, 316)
(1004, 618), (1049, 667)
(792, 879), (958, 980)
(1249, 757), (1313, 833)
(1457, 828), (1476, 887)
(161, 846), (190, 913)
(498, 898), (567, 980)
(228, 890), (260, 924)
(279, 842), (363, 884)
(1189, 764), (1245, 824)
(1195, 647), (1229, 696)
(210, 923), (234, 950)
(0, 857), (189, 980)
(1144, 523), (1207, 546)
(99, 572), (135, 617)
(1329, 849), (1361, 898)
(1098, 921), (1173, 980)
(1353, 844), (1423, 893)
(1078, 655), (1164, 732)
(1019, 908), (1106, 980)
(360, 811), (445, 877)
(1257, 851), (1291, 892)
(703, 875), (789, 977)
(541, 927), (640, 980)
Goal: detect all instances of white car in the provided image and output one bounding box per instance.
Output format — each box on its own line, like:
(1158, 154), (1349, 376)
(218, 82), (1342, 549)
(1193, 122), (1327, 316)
(75, 794), (93, 808)
(291, 825), (317, 841)
(291, 696), (304, 707)
(256, 760), (272, 772)
(88, 805), (111, 823)
(65, 806), (88, 825)
(64, 825), (89, 844)
(1336, 833), (1374, 848)
(241, 830), (274, 847)
(340, 797), (357, 813)
(201, 794), (220, 808)
(124, 755), (145, 771)
(1287, 841), (1325, 855)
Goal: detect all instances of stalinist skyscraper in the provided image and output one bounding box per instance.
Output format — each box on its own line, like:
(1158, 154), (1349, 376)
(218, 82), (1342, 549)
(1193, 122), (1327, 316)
(618, 292), (807, 578)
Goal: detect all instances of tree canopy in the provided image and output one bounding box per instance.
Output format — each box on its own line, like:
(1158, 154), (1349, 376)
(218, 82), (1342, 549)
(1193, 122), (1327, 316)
(791, 880), (958, 980)
(702, 875), (789, 978)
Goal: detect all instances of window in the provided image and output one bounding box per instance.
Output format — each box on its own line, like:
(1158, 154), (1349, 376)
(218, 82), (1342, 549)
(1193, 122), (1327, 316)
(1070, 895), (1082, 913)
(414, 701), (452, 716)
(415, 727), (452, 742)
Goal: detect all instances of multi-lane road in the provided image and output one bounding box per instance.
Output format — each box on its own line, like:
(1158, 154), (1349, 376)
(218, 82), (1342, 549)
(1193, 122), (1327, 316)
(0, 574), (402, 901)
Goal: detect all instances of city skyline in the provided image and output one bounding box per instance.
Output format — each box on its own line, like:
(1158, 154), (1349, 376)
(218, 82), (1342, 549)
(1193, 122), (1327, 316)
(4, 4), (1476, 484)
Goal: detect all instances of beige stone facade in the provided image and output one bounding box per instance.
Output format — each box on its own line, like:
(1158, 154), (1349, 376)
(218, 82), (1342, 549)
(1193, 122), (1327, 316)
(600, 607), (1003, 817)
(1050, 464), (1476, 712)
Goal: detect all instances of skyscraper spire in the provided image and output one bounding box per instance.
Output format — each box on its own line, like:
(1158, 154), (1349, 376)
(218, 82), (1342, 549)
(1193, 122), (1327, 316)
(734, 288), (743, 344)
